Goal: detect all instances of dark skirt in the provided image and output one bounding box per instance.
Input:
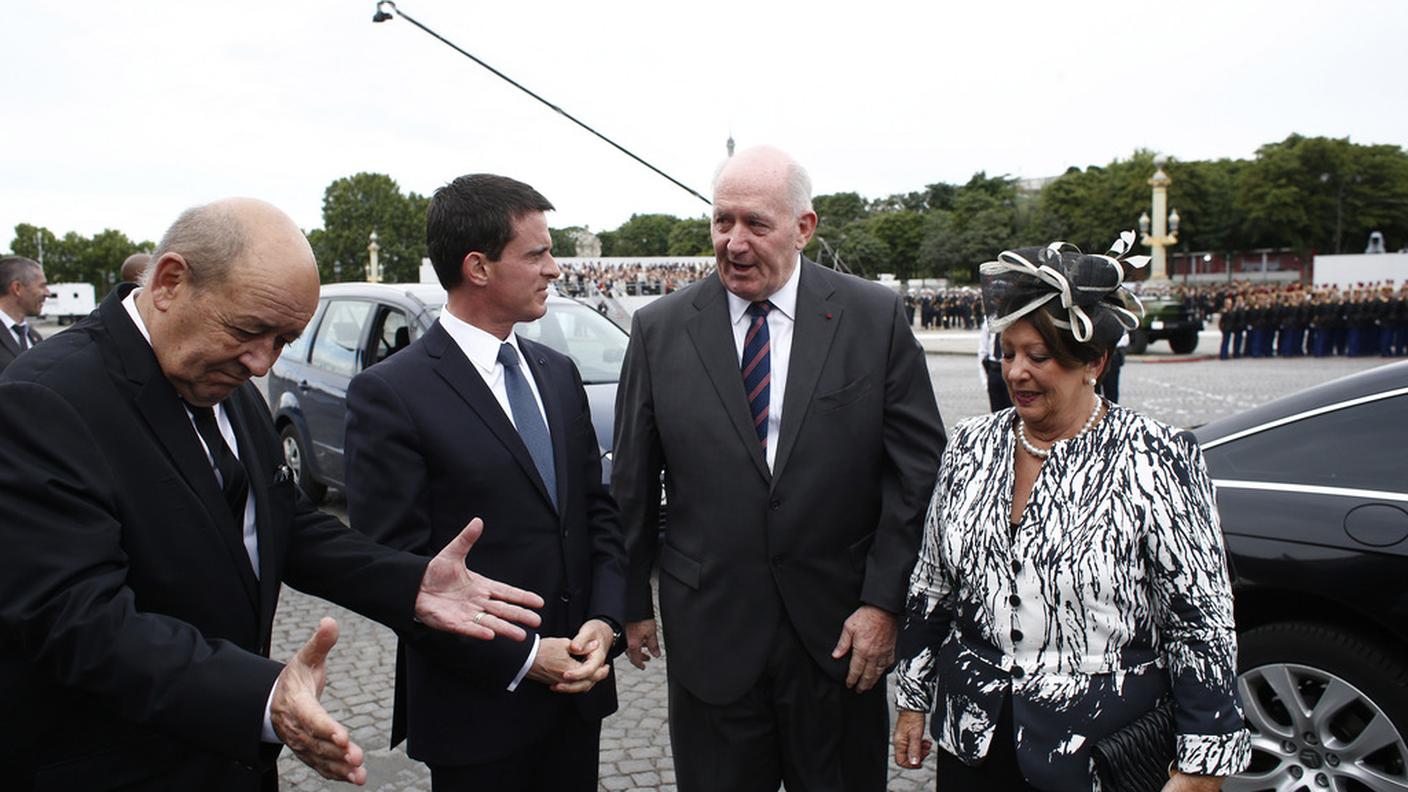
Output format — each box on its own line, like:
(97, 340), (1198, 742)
(933, 700), (1039, 791)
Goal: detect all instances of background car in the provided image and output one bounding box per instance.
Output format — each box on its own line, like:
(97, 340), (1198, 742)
(1196, 360), (1408, 792)
(267, 282), (627, 504)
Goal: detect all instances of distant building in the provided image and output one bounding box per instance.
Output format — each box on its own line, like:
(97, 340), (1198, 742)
(570, 228), (603, 257)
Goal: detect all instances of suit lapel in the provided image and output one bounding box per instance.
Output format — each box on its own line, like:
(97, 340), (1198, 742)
(772, 260), (841, 487)
(426, 324), (558, 510)
(104, 290), (261, 609)
(520, 338), (567, 518)
(685, 278), (770, 482)
(0, 323), (20, 358)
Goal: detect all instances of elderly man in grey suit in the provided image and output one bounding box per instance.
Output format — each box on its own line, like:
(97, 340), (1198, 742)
(0, 256), (47, 373)
(611, 146), (946, 791)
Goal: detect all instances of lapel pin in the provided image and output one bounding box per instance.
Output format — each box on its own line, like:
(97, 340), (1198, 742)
(825, 312), (833, 320)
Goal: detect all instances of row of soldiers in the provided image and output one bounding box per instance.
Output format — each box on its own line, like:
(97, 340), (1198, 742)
(1215, 283), (1408, 359)
(905, 290), (983, 330)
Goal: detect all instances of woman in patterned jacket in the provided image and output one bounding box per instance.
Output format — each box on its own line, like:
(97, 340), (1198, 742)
(892, 234), (1250, 791)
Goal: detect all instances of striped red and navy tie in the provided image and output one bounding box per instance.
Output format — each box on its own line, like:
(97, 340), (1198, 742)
(742, 301), (773, 447)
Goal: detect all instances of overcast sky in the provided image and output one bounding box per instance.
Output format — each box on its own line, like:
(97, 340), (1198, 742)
(2, 0), (1403, 251)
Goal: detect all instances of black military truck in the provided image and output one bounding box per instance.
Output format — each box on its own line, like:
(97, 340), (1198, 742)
(1129, 294), (1203, 354)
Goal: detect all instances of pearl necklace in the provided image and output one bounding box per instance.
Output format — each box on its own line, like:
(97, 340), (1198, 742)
(1017, 395), (1104, 460)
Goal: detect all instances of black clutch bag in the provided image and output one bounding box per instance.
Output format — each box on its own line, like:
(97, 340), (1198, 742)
(1090, 700), (1177, 792)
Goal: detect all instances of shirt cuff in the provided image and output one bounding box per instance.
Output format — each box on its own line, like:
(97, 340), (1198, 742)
(507, 633), (540, 692)
(261, 680), (281, 744)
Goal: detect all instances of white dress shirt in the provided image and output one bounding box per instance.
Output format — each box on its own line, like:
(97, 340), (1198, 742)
(726, 256), (801, 471)
(437, 307), (545, 691)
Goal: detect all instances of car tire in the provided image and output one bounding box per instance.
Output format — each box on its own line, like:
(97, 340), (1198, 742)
(1169, 330), (1199, 354)
(1128, 330), (1149, 355)
(1227, 622), (1408, 792)
(279, 423), (326, 506)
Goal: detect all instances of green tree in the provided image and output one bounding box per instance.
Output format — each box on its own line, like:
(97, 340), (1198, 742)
(550, 226), (581, 257)
(601, 214), (677, 256)
(812, 192), (869, 228)
(666, 217), (712, 256)
(832, 222), (891, 277)
(309, 172), (427, 283)
(8, 223), (149, 295)
(866, 210), (927, 279)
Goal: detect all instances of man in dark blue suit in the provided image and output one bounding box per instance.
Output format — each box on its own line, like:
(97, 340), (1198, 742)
(344, 174), (626, 791)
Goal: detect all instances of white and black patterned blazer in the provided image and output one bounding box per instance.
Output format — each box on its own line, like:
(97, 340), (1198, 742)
(896, 404), (1250, 789)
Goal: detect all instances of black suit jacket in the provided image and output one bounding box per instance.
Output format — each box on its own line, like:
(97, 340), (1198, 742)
(612, 260), (946, 704)
(0, 319), (43, 373)
(0, 285), (429, 792)
(344, 320), (625, 765)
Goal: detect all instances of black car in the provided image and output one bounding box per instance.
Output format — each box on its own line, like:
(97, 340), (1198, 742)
(1196, 360), (1408, 791)
(267, 282), (628, 504)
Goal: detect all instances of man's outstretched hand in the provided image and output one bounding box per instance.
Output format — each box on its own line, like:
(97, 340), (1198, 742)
(272, 618), (366, 785)
(415, 517), (545, 641)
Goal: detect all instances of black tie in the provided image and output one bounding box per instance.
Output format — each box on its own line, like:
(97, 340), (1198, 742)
(187, 403), (250, 524)
(13, 323), (29, 351)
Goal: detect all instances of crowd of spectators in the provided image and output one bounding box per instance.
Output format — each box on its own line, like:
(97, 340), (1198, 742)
(557, 260), (713, 298)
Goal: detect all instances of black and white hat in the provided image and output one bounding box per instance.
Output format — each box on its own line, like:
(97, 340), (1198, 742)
(980, 231), (1149, 349)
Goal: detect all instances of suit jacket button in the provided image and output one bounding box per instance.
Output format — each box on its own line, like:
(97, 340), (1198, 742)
(559, 593), (571, 603)
(1010, 629), (1024, 643)
(770, 499), (781, 510)
(1010, 665), (1026, 679)
(1008, 593), (1021, 607)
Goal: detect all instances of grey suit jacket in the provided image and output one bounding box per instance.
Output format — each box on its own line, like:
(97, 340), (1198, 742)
(0, 320), (43, 374)
(611, 259), (946, 704)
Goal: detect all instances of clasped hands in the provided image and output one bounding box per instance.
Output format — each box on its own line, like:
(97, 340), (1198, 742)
(272, 517), (544, 784)
(527, 618), (615, 693)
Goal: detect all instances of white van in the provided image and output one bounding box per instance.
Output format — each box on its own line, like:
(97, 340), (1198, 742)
(41, 282), (97, 324)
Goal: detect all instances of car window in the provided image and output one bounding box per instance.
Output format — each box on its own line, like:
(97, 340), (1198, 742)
(308, 299), (374, 378)
(515, 302), (628, 384)
(1204, 394), (1407, 492)
(281, 299), (325, 363)
(368, 307), (411, 367)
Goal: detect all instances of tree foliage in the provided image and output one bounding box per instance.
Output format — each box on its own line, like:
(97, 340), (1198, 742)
(7, 223), (151, 295)
(308, 172), (428, 284)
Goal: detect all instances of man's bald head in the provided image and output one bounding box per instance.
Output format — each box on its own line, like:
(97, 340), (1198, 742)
(148, 197), (318, 293)
(121, 253), (151, 284)
(713, 145), (813, 216)
(141, 197), (321, 406)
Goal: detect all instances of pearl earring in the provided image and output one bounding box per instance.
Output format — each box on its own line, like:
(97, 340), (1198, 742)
(1087, 377), (1097, 386)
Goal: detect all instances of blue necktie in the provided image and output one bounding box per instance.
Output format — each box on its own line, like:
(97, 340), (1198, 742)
(497, 343), (557, 508)
(742, 302), (773, 447)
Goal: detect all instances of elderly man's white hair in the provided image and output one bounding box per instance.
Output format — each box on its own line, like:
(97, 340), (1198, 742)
(712, 146), (814, 216)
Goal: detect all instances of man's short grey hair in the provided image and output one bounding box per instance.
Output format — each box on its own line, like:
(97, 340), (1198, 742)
(0, 256), (42, 291)
(145, 203), (246, 289)
(713, 149), (814, 216)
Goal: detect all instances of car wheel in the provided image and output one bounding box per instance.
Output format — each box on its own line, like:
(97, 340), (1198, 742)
(1128, 330), (1149, 355)
(1169, 330), (1199, 354)
(1226, 622), (1408, 792)
(279, 423), (326, 506)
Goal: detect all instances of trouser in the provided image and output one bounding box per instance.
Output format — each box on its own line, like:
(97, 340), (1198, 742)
(1231, 329), (1244, 358)
(1219, 331), (1232, 360)
(428, 711), (601, 792)
(667, 619), (888, 792)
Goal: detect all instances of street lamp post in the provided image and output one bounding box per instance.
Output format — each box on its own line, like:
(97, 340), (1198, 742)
(367, 230), (381, 283)
(1139, 155), (1180, 281)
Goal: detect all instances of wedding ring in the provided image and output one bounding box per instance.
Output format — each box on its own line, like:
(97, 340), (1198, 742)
(472, 611), (487, 625)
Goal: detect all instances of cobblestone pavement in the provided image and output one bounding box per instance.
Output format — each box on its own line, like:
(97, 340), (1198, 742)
(274, 346), (1394, 790)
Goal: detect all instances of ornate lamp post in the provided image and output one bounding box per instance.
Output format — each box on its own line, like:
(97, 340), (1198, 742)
(1138, 155), (1180, 281)
(367, 230), (381, 283)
